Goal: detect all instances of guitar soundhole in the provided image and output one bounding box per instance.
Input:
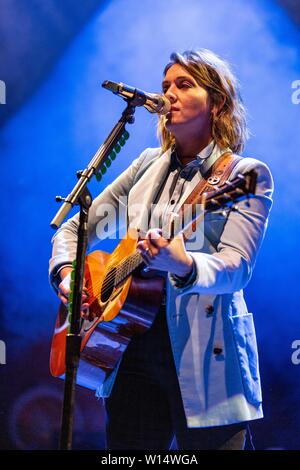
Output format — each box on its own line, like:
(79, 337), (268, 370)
(101, 267), (117, 303)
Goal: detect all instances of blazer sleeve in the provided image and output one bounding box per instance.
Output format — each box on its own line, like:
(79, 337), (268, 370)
(169, 157), (274, 295)
(49, 148), (156, 290)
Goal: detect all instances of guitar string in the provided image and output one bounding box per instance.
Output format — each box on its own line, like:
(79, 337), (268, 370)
(76, 201), (213, 301)
(95, 255), (141, 301)
(79, 204), (204, 301)
(82, 206), (179, 300)
(85, 225), (162, 298)
(75, 184), (244, 304)
(97, 194), (237, 297)
(83, 250), (143, 300)
(73, 252), (128, 300)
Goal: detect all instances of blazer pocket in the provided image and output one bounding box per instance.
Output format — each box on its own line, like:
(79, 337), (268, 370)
(229, 313), (262, 406)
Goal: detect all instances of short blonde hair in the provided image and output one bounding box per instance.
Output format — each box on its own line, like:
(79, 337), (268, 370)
(158, 49), (249, 154)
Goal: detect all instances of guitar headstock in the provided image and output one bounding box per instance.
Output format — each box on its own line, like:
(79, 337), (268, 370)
(204, 170), (257, 213)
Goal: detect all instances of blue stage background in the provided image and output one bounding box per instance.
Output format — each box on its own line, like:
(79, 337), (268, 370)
(0, 0), (299, 449)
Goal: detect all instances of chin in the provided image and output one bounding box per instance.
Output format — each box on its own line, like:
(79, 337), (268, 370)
(165, 119), (181, 131)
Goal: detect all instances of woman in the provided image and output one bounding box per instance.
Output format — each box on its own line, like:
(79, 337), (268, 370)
(50, 49), (274, 450)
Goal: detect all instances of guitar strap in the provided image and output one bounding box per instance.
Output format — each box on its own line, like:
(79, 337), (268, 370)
(177, 151), (243, 239)
(182, 151), (242, 205)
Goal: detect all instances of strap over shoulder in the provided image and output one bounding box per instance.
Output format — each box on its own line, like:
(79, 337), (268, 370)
(176, 151), (243, 241)
(182, 151), (243, 207)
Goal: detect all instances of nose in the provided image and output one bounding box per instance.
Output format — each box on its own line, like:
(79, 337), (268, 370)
(164, 86), (177, 104)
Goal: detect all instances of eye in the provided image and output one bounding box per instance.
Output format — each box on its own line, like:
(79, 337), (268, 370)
(162, 79), (193, 94)
(179, 81), (193, 88)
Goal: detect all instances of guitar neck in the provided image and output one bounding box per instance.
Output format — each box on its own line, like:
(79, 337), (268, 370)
(114, 250), (144, 287)
(114, 213), (190, 286)
(114, 170), (257, 286)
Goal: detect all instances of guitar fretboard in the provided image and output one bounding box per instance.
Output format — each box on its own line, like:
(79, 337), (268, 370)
(104, 170), (256, 292)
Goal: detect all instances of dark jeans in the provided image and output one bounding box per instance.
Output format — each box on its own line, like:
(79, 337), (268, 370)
(105, 305), (248, 450)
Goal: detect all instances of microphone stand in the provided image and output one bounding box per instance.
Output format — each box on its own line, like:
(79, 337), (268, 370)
(50, 101), (136, 450)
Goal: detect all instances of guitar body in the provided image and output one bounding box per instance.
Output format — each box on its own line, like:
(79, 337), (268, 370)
(50, 231), (165, 390)
(50, 170), (257, 390)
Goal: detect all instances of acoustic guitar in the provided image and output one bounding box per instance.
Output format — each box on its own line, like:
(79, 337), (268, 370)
(50, 170), (257, 390)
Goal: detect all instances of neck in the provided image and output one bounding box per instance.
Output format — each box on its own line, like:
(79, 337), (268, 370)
(174, 131), (213, 164)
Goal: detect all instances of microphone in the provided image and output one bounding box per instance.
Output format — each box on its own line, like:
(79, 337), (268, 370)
(102, 80), (171, 115)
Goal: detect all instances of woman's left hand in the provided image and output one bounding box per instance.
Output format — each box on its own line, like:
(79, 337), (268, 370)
(137, 228), (194, 278)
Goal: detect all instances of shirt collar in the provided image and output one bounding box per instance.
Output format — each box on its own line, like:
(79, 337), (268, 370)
(170, 140), (233, 175)
(171, 140), (216, 169)
(196, 140), (216, 161)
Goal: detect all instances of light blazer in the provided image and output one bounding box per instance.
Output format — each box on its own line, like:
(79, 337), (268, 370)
(49, 146), (274, 427)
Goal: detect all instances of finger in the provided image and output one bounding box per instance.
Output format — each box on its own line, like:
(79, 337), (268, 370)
(147, 229), (168, 249)
(146, 244), (159, 256)
(149, 228), (162, 237)
(82, 305), (98, 322)
(137, 239), (149, 251)
(58, 285), (70, 297)
(139, 248), (153, 265)
(58, 292), (68, 306)
(82, 286), (89, 297)
(80, 307), (89, 319)
(137, 240), (154, 258)
(80, 300), (92, 319)
(146, 228), (162, 241)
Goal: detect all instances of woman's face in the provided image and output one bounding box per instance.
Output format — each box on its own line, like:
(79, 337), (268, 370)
(162, 63), (212, 138)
